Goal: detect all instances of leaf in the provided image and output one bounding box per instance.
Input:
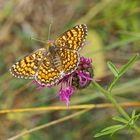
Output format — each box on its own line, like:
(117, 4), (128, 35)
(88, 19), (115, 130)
(101, 124), (124, 132)
(118, 54), (139, 77)
(129, 111), (140, 126)
(107, 61), (119, 77)
(131, 110), (136, 118)
(113, 116), (128, 124)
(108, 54), (139, 91)
(94, 124), (125, 138)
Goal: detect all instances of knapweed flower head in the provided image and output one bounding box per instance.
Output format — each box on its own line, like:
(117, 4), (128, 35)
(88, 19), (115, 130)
(58, 56), (94, 106)
(33, 56), (94, 106)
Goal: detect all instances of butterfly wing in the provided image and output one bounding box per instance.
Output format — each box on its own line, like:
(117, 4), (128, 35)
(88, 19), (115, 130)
(55, 24), (87, 51)
(35, 55), (61, 86)
(58, 48), (80, 75)
(35, 48), (80, 86)
(10, 48), (46, 79)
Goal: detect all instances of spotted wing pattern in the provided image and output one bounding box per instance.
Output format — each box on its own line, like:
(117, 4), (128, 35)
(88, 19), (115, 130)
(58, 48), (80, 74)
(55, 24), (87, 51)
(10, 24), (88, 86)
(35, 48), (80, 86)
(10, 48), (46, 79)
(35, 56), (61, 86)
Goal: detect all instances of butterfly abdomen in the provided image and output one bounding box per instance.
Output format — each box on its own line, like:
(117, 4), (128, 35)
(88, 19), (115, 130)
(52, 53), (63, 72)
(48, 45), (63, 72)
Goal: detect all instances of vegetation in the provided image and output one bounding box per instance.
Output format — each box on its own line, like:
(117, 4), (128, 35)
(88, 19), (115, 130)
(0, 0), (140, 139)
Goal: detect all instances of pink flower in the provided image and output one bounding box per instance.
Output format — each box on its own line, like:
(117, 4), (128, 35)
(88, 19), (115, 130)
(58, 57), (94, 105)
(33, 56), (94, 105)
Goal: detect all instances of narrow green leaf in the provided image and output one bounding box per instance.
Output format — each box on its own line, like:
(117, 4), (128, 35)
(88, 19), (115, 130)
(108, 54), (139, 92)
(132, 110), (136, 118)
(129, 111), (136, 126)
(107, 61), (119, 77)
(94, 125), (125, 138)
(119, 54), (139, 77)
(113, 116), (128, 124)
(94, 131), (112, 138)
(101, 124), (124, 132)
(129, 112), (140, 126)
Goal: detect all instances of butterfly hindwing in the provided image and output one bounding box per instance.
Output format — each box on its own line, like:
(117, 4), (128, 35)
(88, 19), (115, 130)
(58, 48), (80, 75)
(10, 48), (46, 79)
(55, 24), (87, 51)
(35, 56), (61, 86)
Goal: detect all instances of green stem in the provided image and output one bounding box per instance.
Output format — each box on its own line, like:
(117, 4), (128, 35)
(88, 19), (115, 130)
(92, 81), (140, 134)
(92, 54), (140, 135)
(93, 81), (130, 120)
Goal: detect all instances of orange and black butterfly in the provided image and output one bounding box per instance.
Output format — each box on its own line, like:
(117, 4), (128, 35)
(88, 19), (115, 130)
(10, 24), (88, 86)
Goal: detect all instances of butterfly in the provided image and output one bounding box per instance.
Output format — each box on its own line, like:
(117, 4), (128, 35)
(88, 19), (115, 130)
(10, 24), (88, 86)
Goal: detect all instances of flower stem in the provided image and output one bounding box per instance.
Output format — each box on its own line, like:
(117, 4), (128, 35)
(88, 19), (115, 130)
(93, 81), (129, 120)
(92, 81), (140, 134)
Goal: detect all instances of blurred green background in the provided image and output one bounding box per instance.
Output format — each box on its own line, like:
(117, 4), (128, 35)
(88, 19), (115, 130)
(0, 0), (140, 139)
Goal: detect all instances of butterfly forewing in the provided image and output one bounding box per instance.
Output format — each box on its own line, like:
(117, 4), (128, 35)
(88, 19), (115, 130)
(55, 24), (87, 51)
(10, 48), (46, 79)
(35, 56), (61, 86)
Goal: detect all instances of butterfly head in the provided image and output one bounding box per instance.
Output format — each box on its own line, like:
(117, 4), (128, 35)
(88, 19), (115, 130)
(47, 41), (57, 54)
(47, 42), (58, 54)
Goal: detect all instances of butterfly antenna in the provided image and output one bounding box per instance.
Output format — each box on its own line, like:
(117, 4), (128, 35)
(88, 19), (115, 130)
(30, 22), (53, 44)
(47, 22), (53, 41)
(30, 36), (47, 44)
